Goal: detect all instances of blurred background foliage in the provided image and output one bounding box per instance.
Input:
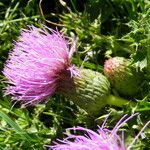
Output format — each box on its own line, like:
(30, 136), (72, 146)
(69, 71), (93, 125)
(0, 0), (150, 149)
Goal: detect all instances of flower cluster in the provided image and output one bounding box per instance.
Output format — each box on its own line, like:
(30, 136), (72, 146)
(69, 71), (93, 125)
(2, 26), (133, 115)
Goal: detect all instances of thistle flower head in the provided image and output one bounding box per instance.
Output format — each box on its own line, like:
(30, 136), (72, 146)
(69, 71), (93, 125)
(48, 113), (150, 150)
(3, 26), (77, 105)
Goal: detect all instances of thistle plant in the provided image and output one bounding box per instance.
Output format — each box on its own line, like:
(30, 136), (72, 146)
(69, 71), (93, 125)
(3, 26), (131, 115)
(104, 57), (143, 97)
(48, 113), (150, 150)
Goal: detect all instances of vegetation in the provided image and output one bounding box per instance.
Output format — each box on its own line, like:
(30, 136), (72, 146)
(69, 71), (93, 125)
(0, 0), (150, 149)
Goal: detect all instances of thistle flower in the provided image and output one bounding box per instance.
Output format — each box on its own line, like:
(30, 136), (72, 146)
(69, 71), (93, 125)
(48, 113), (150, 150)
(104, 57), (143, 97)
(3, 26), (130, 115)
(3, 26), (77, 105)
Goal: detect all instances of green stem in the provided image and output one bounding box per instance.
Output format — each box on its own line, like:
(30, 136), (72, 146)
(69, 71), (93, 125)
(106, 95), (136, 107)
(147, 37), (150, 76)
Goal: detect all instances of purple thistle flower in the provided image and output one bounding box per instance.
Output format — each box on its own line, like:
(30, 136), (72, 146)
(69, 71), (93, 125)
(3, 26), (77, 106)
(48, 113), (150, 150)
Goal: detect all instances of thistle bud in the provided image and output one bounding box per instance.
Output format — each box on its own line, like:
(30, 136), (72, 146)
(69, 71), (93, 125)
(58, 69), (110, 115)
(104, 57), (143, 97)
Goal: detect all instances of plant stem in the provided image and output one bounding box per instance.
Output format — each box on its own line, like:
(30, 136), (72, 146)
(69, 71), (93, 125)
(106, 95), (135, 107)
(147, 38), (150, 76)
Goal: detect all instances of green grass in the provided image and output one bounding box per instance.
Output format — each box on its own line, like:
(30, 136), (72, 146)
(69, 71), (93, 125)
(0, 0), (150, 149)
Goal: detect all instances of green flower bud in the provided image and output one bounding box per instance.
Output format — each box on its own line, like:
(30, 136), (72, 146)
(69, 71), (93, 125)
(59, 68), (130, 115)
(104, 57), (143, 97)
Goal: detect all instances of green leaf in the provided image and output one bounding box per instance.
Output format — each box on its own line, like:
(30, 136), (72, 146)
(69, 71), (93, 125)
(0, 111), (32, 143)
